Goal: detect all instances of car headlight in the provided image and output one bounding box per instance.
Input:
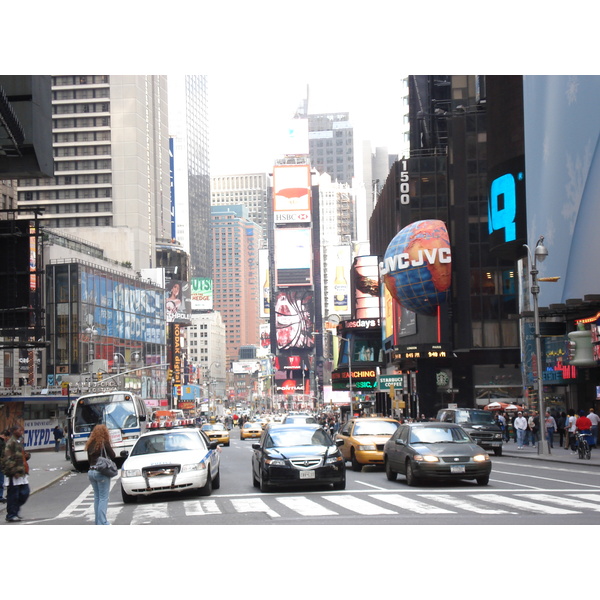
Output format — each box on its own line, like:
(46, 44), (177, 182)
(182, 462), (206, 472)
(473, 453), (490, 462)
(494, 433), (502, 439)
(265, 458), (286, 466)
(357, 444), (377, 451)
(413, 454), (439, 462)
(325, 455), (344, 464)
(122, 469), (142, 478)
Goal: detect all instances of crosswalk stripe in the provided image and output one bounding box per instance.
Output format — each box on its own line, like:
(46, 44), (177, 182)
(470, 493), (579, 514)
(418, 494), (514, 514)
(370, 493), (455, 514)
(130, 502), (169, 525)
(230, 497), (280, 518)
(325, 494), (396, 515)
(570, 493), (600, 503)
(276, 496), (338, 516)
(519, 494), (600, 512)
(183, 499), (221, 515)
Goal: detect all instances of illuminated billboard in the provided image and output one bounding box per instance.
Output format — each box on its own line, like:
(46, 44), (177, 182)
(275, 227), (312, 287)
(326, 245), (351, 316)
(353, 255), (380, 319)
(190, 278), (213, 311)
(274, 289), (315, 350)
(273, 164), (311, 224)
(259, 248), (270, 318)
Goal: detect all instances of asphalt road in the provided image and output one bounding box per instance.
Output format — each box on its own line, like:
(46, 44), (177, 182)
(9, 428), (600, 526)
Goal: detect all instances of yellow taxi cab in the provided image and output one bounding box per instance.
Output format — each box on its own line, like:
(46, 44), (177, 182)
(200, 422), (231, 447)
(335, 417), (400, 471)
(240, 421), (263, 440)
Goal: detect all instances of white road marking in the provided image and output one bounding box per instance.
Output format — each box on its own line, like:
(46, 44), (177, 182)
(183, 499), (221, 515)
(470, 493), (579, 514)
(230, 497), (280, 518)
(325, 494), (396, 515)
(419, 493), (514, 514)
(370, 493), (455, 514)
(276, 496), (338, 516)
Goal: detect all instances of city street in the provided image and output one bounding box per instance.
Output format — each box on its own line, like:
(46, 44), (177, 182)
(6, 429), (600, 526)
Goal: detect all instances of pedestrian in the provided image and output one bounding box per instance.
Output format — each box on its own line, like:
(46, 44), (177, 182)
(0, 429), (9, 504)
(85, 424), (116, 525)
(544, 411), (557, 448)
(566, 409), (577, 450)
(587, 408), (599, 448)
(556, 412), (567, 448)
(496, 412), (507, 441)
(52, 424), (64, 452)
(1, 424), (31, 522)
(527, 411), (538, 447)
(514, 411), (528, 449)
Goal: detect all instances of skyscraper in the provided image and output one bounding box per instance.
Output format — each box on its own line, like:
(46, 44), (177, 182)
(168, 75), (211, 278)
(16, 75), (171, 271)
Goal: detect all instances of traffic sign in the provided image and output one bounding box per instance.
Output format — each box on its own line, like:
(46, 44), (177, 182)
(378, 374), (404, 391)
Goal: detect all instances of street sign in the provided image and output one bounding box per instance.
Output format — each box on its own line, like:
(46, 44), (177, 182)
(378, 374), (404, 391)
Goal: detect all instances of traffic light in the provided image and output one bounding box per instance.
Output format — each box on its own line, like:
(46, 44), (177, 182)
(97, 371), (103, 381)
(167, 369), (173, 381)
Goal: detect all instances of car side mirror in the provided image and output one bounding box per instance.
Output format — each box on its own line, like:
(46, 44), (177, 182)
(395, 439), (405, 445)
(335, 439), (344, 447)
(252, 443), (261, 450)
(208, 441), (219, 450)
(120, 450), (129, 458)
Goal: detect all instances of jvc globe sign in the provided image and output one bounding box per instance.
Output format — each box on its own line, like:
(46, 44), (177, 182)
(381, 220), (452, 316)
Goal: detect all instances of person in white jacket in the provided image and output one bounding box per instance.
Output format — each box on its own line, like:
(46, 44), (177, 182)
(513, 411), (528, 449)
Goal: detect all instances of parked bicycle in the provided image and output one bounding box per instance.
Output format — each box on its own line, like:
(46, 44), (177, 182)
(575, 431), (592, 460)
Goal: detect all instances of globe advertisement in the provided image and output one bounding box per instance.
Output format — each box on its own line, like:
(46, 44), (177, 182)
(381, 219), (452, 316)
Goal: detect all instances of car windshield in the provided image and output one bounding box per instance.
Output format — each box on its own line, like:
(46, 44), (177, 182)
(455, 410), (496, 425)
(132, 432), (205, 455)
(285, 416), (317, 424)
(212, 423), (226, 431)
(353, 420), (399, 436)
(410, 427), (471, 444)
(265, 428), (331, 448)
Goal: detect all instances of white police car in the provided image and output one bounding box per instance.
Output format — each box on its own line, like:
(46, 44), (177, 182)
(120, 426), (221, 503)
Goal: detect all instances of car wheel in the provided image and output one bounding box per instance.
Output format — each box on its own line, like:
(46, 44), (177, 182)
(476, 475), (490, 486)
(385, 457), (397, 481)
(350, 449), (362, 472)
(212, 467), (221, 490)
(332, 478), (346, 491)
(494, 447), (502, 456)
(121, 485), (136, 504)
(199, 468), (213, 496)
(405, 460), (419, 486)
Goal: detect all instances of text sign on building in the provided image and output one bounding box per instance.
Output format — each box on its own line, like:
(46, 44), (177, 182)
(190, 277), (213, 311)
(378, 374), (405, 392)
(273, 164), (312, 224)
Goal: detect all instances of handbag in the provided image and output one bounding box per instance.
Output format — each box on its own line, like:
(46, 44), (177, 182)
(95, 444), (118, 478)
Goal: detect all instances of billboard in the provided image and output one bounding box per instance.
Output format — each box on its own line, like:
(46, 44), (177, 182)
(190, 277), (213, 311)
(259, 248), (270, 318)
(326, 245), (351, 316)
(165, 279), (191, 323)
(275, 227), (312, 287)
(353, 255), (380, 319)
(523, 75), (600, 306)
(274, 289), (315, 350)
(273, 164), (311, 224)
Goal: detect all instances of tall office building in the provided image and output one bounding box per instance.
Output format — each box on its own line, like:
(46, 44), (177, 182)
(16, 75), (171, 271)
(168, 75), (211, 278)
(308, 112), (354, 186)
(211, 205), (262, 368)
(210, 172), (270, 248)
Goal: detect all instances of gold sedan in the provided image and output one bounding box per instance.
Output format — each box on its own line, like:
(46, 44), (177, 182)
(336, 417), (400, 471)
(200, 422), (230, 447)
(240, 422), (263, 440)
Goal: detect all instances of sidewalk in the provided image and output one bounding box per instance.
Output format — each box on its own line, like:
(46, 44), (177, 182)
(1, 448), (74, 513)
(500, 439), (600, 466)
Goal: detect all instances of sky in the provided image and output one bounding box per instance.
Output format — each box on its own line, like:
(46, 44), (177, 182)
(207, 72), (406, 175)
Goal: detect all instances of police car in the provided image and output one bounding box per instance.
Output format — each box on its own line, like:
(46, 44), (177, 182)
(119, 425), (221, 503)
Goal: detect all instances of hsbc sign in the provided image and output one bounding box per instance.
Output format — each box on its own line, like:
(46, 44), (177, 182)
(274, 211), (311, 224)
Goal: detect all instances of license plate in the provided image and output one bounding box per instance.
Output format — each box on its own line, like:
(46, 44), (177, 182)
(450, 465), (465, 474)
(299, 470), (316, 479)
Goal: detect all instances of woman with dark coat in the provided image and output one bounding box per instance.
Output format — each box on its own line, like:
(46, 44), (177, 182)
(85, 424), (116, 525)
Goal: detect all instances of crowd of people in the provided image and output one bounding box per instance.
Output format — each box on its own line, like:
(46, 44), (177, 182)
(492, 407), (598, 451)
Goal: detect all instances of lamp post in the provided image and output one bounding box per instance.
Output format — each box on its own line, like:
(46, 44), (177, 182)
(207, 361), (220, 417)
(113, 352), (126, 389)
(524, 236), (550, 456)
(337, 334), (353, 420)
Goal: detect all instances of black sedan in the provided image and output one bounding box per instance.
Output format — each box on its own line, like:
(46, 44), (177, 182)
(252, 423), (346, 492)
(383, 422), (492, 486)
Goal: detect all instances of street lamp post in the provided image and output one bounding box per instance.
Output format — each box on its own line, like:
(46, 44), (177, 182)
(113, 352), (126, 388)
(337, 334), (353, 420)
(524, 236), (550, 456)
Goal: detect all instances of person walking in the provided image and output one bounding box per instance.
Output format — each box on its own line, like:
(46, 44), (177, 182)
(587, 408), (599, 448)
(514, 411), (528, 449)
(556, 412), (567, 448)
(85, 424), (116, 525)
(526, 412), (538, 447)
(52, 425), (64, 452)
(566, 409), (578, 451)
(544, 411), (557, 448)
(1, 424), (31, 522)
(0, 429), (9, 504)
